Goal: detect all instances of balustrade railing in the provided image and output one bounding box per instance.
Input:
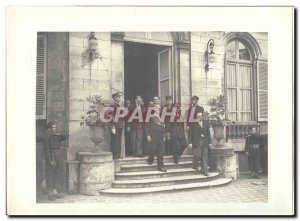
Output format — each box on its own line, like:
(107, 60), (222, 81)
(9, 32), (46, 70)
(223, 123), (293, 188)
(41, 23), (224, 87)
(226, 122), (260, 141)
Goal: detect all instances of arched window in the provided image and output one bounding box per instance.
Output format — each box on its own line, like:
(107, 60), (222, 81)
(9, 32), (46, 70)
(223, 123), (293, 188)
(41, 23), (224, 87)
(225, 40), (254, 122)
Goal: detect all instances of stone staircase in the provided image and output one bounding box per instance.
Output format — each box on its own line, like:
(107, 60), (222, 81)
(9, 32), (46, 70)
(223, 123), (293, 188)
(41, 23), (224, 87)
(99, 155), (232, 195)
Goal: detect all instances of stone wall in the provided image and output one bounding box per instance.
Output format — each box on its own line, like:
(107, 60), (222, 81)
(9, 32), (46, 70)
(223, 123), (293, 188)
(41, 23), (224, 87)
(68, 32), (113, 160)
(191, 32), (225, 112)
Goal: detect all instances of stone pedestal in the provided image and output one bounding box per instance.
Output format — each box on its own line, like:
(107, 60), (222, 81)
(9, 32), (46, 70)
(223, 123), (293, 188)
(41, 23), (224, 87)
(78, 152), (114, 195)
(209, 144), (238, 181)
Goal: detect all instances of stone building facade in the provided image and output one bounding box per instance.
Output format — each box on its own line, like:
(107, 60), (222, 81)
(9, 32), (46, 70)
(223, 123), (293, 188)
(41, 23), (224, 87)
(36, 32), (268, 194)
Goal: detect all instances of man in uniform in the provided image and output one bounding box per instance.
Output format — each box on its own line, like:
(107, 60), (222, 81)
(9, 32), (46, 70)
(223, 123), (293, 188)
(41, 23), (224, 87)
(188, 112), (212, 176)
(245, 127), (263, 179)
(145, 96), (167, 172)
(170, 103), (187, 164)
(124, 100), (132, 156)
(164, 95), (173, 156)
(110, 92), (124, 160)
(43, 122), (68, 200)
(187, 95), (204, 131)
(129, 95), (145, 157)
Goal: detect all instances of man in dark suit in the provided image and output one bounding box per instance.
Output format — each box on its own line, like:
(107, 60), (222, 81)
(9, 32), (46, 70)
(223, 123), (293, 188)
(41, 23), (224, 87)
(164, 95), (173, 156)
(129, 95), (145, 157)
(43, 122), (69, 200)
(187, 95), (204, 131)
(145, 96), (167, 172)
(188, 112), (212, 176)
(124, 100), (132, 156)
(110, 92), (124, 160)
(245, 127), (263, 179)
(170, 103), (187, 164)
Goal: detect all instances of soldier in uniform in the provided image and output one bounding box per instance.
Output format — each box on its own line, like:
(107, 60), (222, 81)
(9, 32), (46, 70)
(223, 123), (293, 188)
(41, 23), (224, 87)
(43, 122), (68, 200)
(245, 127), (263, 179)
(145, 96), (167, 172)
(129, 95), (145, 157)
(164, 95), (173, 156)
(170, 103), (187, 164)
(188, 112), (212, 176)
(110, 92), (124, 160)
(187, 95), (204, 131)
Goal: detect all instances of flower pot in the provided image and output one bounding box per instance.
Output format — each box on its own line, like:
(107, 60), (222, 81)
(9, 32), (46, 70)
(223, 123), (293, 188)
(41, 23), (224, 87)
(90, 125), (104, 145)
(213, 124), (225, 142)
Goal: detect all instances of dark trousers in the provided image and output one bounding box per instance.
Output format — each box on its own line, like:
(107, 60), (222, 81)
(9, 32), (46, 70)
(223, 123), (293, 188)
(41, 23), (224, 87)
(125, 129), (131, 156)
(130, 123), (143, 156)
(111, 128), (122, 159)
(192, 142), (208, 173)
(45, 151), (61, 192)
(249, 146), (261, 173)
(165, 139), (171, 156)
(171, 138), (187, 161)
(147, 130), (165, 169)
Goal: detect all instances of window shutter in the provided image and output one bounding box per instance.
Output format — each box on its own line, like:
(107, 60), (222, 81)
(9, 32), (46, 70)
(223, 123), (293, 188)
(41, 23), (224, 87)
(36, 34), (47, 119)
(257, 60), (268, 121)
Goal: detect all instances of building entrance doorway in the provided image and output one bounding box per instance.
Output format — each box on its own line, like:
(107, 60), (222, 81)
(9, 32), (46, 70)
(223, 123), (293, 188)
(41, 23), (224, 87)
(124, 41), (172, 156)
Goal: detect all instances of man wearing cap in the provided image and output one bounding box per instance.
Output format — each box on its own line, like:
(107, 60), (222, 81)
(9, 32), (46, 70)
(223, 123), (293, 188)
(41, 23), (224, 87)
(245, 127), (263, 179)
(164, 95), (173, 156)
(110, 92), (124, 160)
(187, 95), (204, 130)
(43, 122), (69, 200)
(188, 112), (212, 176)
(145, 96), (167, 172)
(129, 95), (145, 157)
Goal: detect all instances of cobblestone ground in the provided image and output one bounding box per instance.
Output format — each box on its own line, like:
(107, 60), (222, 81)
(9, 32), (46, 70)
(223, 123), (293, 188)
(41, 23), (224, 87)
(37, 175), (268, 203)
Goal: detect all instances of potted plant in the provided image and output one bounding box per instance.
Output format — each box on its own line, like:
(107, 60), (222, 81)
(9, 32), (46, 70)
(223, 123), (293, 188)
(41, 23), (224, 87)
(207, 95), (228, 142)
(80, 95), (113, 147)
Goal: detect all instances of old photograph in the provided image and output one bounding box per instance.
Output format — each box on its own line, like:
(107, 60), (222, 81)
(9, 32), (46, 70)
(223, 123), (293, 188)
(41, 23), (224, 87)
(35, 31), (268, 203)
(6, 6), (294, 216)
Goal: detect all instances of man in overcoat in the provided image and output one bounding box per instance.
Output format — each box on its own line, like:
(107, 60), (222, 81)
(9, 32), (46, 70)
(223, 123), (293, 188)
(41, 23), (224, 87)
(188, 112), (212, 176)
(145, 96), (167, 172)
(164, 95), (173, 156)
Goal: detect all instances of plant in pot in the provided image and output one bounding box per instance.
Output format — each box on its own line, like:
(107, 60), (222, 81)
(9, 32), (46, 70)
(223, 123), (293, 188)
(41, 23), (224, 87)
(207, 95), (228, 143)
(80, 95), (113, 149)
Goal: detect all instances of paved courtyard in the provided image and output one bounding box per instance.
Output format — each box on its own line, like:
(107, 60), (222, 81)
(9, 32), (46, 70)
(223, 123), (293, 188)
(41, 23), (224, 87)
(37, 175), (268, 204)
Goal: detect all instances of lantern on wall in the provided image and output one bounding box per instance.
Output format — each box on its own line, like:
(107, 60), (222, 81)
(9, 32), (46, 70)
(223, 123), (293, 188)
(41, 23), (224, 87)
(204, 39), (215, 72)
(81, 32), (103, 67)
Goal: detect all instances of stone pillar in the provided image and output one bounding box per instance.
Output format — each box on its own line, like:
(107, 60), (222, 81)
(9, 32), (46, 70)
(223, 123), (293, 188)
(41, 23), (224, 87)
(78, 152), (114, 196)
(111, 32), (125, 158)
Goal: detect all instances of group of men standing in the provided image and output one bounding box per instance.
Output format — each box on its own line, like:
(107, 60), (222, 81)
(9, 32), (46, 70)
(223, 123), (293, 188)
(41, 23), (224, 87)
(110, 92), (212, 175)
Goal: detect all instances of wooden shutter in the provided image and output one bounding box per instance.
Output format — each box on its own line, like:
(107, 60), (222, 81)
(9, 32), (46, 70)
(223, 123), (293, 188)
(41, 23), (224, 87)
(158, 48), (171, 105)
(257, 60), (268, 121)
(36, 34), (47, 119)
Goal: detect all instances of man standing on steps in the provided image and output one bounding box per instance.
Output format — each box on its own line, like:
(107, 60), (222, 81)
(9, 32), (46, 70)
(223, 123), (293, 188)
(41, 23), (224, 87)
(110, 92), (124, 160)
(186, 95), (204, 131)
(170, 103), (187, 164)
(164, 95), (173, 156)
(245, 127), (263, 179)
(188, 112), (212, 176)
(145, 96), (167, 172)
(129, 95), (145, 158)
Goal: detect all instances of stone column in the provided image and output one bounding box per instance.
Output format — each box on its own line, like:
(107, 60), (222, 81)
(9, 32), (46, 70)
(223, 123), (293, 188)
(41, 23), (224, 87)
(78, 152), (114, 196)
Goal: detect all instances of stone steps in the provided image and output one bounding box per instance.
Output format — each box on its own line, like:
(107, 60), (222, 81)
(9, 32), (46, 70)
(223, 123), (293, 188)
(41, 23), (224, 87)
(112, 172), (220, 188)
(120, 161), (193, 173)
(99, 178), (232, 195)
(120, 155), (193, 165)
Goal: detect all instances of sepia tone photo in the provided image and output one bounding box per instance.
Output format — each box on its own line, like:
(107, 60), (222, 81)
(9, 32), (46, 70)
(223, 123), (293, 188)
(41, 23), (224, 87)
(35, 31), (269, 203)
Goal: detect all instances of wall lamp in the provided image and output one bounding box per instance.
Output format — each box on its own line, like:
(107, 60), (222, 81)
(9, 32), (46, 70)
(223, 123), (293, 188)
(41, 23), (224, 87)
(204, 39), (215, 72)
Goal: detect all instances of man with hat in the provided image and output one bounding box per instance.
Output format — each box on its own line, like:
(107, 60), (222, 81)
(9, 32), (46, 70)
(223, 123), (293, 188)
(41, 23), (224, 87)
(187, 95), (204, 130)
(129, 95), (145, 157)
(164, 95), (173, 156)
(110, 91), (124, 160)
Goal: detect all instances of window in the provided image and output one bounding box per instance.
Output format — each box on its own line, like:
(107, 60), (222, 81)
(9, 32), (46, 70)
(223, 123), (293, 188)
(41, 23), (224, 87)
(36, 34), (47, 119)
(225, 40), (253, 122)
